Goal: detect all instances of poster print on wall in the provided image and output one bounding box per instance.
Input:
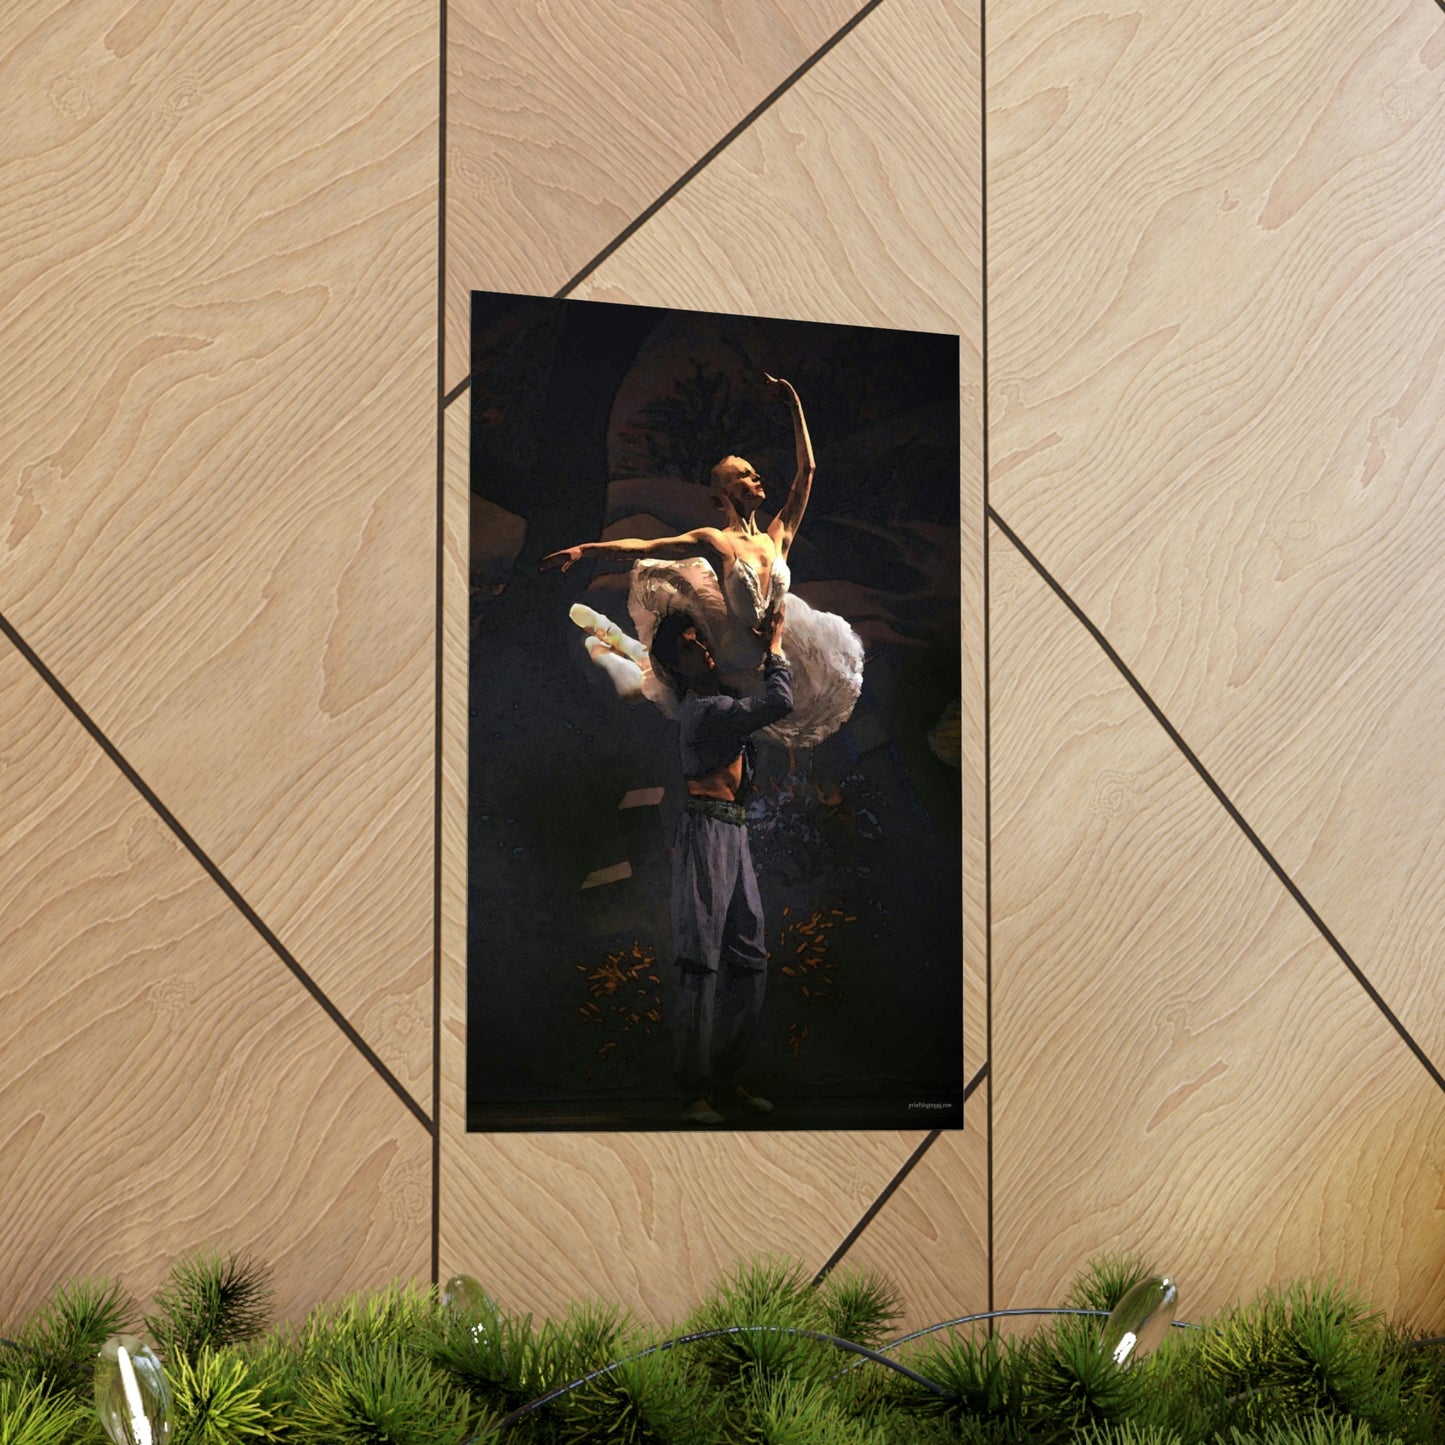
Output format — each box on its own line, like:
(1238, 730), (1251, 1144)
(468, 291), (961, 1131)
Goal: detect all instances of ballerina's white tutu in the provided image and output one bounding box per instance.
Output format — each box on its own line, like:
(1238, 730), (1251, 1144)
(622, 554), (863, 748)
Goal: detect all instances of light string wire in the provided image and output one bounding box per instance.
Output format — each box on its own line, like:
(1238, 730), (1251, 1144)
(472, 1323), (956, 1437)
(826, 1308), (1200, 1380)
(20, 1313), (1435, 1438)
(474, 1309), (1205, 1436)
(477, 1304), (1445, 1435)
(878, 1306), (1201, 1354)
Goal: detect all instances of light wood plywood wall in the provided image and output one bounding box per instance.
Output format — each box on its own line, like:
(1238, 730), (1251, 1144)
(987, 0), (1445, 1322)
(2, 0), (437, 1325)
(3, 0), (1442, 1344)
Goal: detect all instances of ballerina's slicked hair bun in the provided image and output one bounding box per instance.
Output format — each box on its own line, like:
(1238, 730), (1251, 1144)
(707, 456), (732, 504)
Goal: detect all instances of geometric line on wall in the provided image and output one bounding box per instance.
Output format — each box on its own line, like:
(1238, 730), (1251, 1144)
(809, 1064), (987, 1287)
(0, 608), (435, 1135)
(439, 0), (453, 417)
(433, 326), (448, 1268)
(811, 1130), (944, 1287)
(444, 372), (469, 410)
(440, 0), (889, 414)
(973, 1059), (992, 1320)
(986, 508), (1445, 1096)
(551, 0), (887, 300)
(980, 0), (993, 1318)
(435, 0), (449, 1278)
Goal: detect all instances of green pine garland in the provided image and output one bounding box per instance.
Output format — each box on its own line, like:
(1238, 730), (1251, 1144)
(0, 1377), (94, 1445)
(1, 1251), (1440, 1444)
(166, 1346), (272, 1444)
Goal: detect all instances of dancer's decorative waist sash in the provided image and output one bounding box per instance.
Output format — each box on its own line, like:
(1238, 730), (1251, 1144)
(686, 796), (747, 827)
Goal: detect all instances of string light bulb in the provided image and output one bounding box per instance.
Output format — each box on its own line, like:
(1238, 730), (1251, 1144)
(442, 1273), (507, 1360)
(95, 1335), (170, 1445)
(1100, 1276), (1179, 1366)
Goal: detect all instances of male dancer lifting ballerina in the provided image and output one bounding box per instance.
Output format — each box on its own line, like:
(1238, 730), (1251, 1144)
(648, 601), (792, 1124)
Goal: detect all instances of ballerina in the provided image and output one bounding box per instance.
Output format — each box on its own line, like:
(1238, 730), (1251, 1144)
(540, 375), (863, 748)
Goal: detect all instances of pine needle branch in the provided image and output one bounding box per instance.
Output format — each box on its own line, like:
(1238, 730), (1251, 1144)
(145, 1250), (273, 1360)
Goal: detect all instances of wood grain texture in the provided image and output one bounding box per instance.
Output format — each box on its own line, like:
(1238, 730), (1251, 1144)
(0, 638), (429, 1329)
(577, 0), (979, 337)
(443, 1128), (938, 1326)
(0, 0), (438, 1099)
(988, 0), (1445, 1073)
(838, 1086), (990, 1332)
(989, 527), (1445, 1326)
(444, 0), (862, 390)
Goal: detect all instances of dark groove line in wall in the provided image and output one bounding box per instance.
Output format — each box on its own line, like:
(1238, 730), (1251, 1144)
(986, 506), (1445, 1097)
(810, 1129), (944, 1287)
(441, 0), (887, 408)
(0, 609), (436, 1136)
(980, 0), (995, 1323)
(555, 0), (887, 300)
(808, 1063), (987, 1287)
(432, 0), (449, 1286)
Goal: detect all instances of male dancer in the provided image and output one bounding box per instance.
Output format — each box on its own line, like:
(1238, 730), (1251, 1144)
(648, 603), (792, 1123)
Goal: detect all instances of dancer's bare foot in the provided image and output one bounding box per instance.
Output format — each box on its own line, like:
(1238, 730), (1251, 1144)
(733, 1086), (774, 1115)
(681, 1098), (725, 1124)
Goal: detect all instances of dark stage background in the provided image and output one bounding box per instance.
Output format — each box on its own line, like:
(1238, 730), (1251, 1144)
(468, 293), (961, 1130)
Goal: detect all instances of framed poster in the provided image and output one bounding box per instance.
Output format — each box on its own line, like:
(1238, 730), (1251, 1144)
(468, 291), (961, 1130)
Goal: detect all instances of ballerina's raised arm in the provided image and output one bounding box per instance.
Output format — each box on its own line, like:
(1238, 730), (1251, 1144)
(762, 373), (815, 559)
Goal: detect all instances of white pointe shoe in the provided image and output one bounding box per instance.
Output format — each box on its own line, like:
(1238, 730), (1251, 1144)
(569, 603), (649, 666)
(583, 636), (645, 699)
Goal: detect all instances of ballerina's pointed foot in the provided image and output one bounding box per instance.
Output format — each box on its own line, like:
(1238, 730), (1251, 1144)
(583, 637), (644, 699)
(568, 602), (649, 666)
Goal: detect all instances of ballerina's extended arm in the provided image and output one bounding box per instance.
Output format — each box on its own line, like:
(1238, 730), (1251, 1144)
(764, 374), (815, 555)
(539, 527), (732, 574)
